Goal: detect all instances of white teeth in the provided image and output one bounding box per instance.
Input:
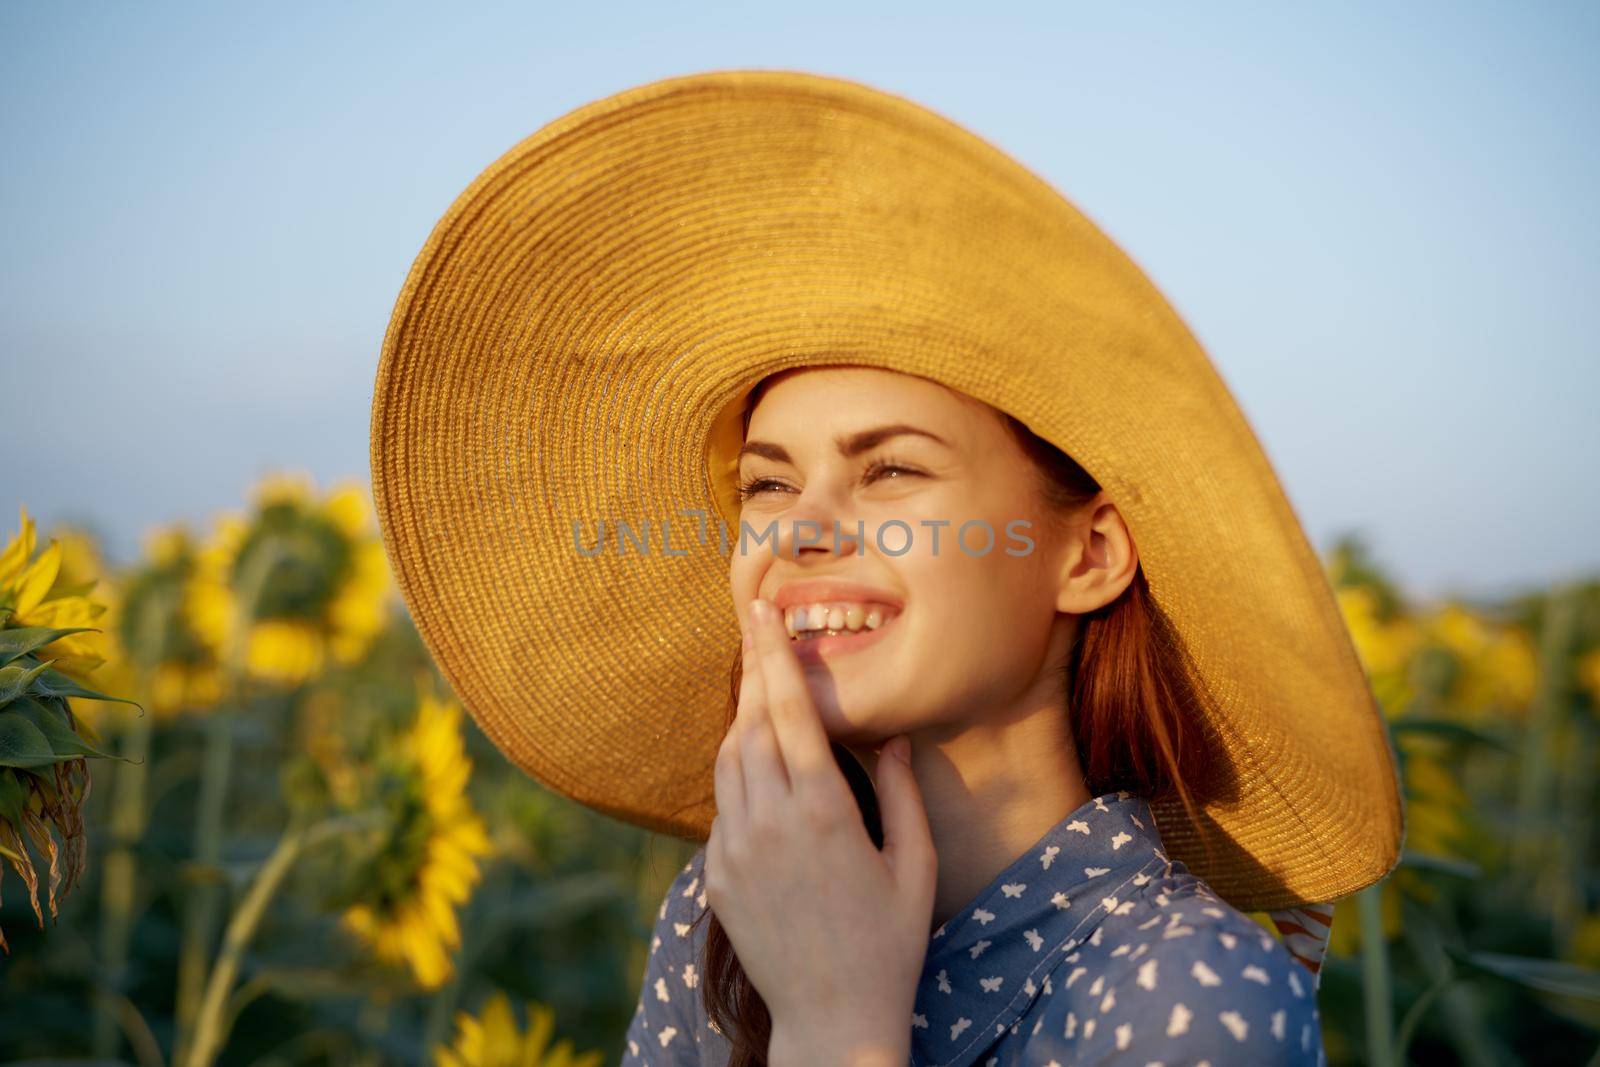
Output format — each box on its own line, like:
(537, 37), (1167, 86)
(781, 600), (896, 639)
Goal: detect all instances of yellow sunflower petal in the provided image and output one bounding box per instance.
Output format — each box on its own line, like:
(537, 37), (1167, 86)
(480, 992), (521, 1050)
(324, 483), (372, 539)
(0, 505), (37, 587)
(14, 540), (63, 617)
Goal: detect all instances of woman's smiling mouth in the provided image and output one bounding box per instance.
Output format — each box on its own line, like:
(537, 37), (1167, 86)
(785, 606), (900, 663)
(784, 601), (893, 639)
(768, 580), (905, 664)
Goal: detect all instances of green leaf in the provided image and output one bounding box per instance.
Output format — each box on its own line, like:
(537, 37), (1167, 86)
(29, 664), (143, 712)
(0, 658), (55, 707)
(9, 695), (127, 762)
(1447, 947), (1600, 1002)
(0, 712), (64, 769)
(0, 768), (28, 827)
(0, 626), (100, 667)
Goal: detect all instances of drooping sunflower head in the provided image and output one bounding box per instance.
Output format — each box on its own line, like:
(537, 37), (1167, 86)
(0, 507), (139, 953)
(333, 680), (494, 988)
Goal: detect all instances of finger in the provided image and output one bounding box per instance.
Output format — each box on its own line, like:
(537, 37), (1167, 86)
(740, 710), (792, 819)
(872, 736), (937, 891)
(735, 608), (767, 731)
(715, 610), (767, 835)
(713, 712), (747, 839)
(735, 610), (792, 815)
(748, 597), (847, 795)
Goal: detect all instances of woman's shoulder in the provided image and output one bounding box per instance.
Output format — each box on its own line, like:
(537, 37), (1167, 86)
(1026, 860), (1325, 1062)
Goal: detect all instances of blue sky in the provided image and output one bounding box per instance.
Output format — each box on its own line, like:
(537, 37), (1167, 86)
(3, 2), (1595, 603)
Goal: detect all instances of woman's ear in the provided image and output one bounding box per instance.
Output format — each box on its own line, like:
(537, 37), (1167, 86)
(1054, 493), (1139, 615)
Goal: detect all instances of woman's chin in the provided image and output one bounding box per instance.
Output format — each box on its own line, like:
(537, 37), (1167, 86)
(811, 699), (895, 747)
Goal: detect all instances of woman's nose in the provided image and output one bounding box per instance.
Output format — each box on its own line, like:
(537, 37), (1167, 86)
(773, 488), (864, 560)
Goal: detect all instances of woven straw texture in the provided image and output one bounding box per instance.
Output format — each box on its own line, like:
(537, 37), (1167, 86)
(369, 68), (1405, 912)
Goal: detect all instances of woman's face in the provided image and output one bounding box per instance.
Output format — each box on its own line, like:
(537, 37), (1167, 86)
(729, 366), (1118, 750)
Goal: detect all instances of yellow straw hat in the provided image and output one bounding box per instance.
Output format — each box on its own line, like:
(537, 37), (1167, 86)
(369, 67), (1404, 913)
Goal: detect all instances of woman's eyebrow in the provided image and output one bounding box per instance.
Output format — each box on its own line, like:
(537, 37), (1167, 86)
(738, 423), (951, 464)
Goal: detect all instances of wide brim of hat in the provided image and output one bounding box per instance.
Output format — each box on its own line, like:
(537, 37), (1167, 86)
(369, 67), (1404, 911)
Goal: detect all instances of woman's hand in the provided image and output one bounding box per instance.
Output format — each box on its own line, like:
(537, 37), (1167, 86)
(705, 596), (938, 1062)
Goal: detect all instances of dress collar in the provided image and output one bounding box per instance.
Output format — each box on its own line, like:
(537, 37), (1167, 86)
(910, 789), (1168, 1067)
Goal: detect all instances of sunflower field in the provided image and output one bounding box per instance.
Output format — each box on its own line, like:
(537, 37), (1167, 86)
(1, 476), (1598, 1066)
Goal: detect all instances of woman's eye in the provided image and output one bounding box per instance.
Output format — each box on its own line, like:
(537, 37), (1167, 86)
(737, 461), (924, 501)
(737, 476), (789, 501)
(862, 461), (923, 485)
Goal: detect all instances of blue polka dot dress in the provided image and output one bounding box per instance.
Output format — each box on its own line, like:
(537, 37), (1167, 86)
(623, 790), (1328, 1065)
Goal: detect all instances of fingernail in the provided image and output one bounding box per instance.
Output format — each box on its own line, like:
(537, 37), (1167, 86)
(749, 598), (770, 623)
(893, 735), (912, 764)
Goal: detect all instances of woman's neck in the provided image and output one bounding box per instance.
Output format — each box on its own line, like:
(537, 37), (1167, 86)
(851, 695), (1091, 934)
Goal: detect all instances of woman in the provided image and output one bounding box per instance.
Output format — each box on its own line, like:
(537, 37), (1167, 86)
(369, 69), (1403, 1067)
(623, 364), (1324, 1066)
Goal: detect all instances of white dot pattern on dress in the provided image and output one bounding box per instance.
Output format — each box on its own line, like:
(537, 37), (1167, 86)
(620, 790), (1327, 1066)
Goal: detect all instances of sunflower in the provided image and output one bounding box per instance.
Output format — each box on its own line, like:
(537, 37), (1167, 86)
(0, 506), (107, 679)
(186, 472), (392, 687)
(1417, 601), (1538, 723)
(338, 682), (494, 988)
(78, 524), (226, 730)
(0, 506), (138, 952)
(19, 518), (139, 743)
(1325, 543), (1494, 955)
(435, 991), (603, 1067)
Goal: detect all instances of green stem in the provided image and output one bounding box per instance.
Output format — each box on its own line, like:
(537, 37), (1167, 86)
(173, 702), (239, 1061)
(1358, 882), (1394, 1067)
(92, 686), (154, 1060)
(175, 545), (277, 1062)
(97, 986), (168, 1067)
(1392, 963), (1452, 1064)
(181, 814), (372, 1067)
